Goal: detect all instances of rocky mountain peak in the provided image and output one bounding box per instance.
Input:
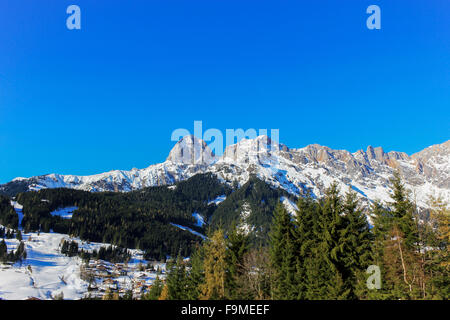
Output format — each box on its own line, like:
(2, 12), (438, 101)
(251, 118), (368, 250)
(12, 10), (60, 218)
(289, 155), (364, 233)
(166, 135), (216, 165)
(222, 135), (286, 163)
(1, 138), (448, 209)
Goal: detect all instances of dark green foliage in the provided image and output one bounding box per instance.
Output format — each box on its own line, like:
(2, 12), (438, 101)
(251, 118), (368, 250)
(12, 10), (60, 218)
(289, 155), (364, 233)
(269, 203), (297, 299)
(60, 240), (79, 257)
(142, 273), (164, 300)
(185, 245), (205, 299)
(0, 195), (18, 229)
(0, 239), (27, 264)
(0, 179), (31, 197)
(370, 172), (425, 300)
(0, 239), (7, 262)
(165, 253), (189, 300)
(16, 230), (22, 241)
(176, 173), (232, 202)
(225, 222), (250, 299)
(388, 171), (419, 249)
(340, 188), (374, 299)
(15, 241), (27, 262)
(15, 174), (228, 259)
(293, 192), (320, 299)
(268, 183), (374, 300)
(61, 239), (131, 263)
(4, 228), (14, 239)
(211, 175), (289, 245)
(93, 245), (131, 263)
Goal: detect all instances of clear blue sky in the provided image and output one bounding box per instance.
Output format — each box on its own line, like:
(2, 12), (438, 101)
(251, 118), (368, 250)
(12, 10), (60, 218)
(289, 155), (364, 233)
(0, 0), (449, 183)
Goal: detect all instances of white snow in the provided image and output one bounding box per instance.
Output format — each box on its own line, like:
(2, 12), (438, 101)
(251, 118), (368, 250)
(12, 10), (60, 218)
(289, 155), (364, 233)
(170, 223), (207, 240)
(238, 202), (254, 235)
(192, 212), (206, 227)
(0, 202), (166, 300)
(280, 196), (299, 216)
(10, 200), (24, 229)
(6, 137), (449, 211)
(50, 207), (78, 219)
(0, 229), (167, 300)
(0, 232), (88, 300)
(208, 195), (226, 205)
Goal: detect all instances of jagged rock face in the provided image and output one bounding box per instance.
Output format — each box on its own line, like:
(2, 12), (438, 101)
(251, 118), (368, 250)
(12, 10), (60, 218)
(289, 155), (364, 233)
(166, 135), (216, 165)
(1, 136), (449, 209)
(411, 140), (450, 189)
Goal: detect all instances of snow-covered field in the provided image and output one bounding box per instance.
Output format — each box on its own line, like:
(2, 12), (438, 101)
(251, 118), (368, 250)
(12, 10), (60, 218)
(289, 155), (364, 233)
(0, 203), (164, 300)
(0, 231), (88, 300)
(50, 207), (78, 219)
(0, 229), (166, 300)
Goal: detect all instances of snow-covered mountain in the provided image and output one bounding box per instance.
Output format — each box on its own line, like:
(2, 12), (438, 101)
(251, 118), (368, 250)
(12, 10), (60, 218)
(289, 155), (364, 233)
(2, 136), (449, 208)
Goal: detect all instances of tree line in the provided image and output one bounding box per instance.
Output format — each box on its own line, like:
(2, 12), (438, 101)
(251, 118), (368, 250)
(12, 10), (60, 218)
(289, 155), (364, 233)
(146, 173), (448, 300)
(60, 239), (132, 263)
(0, 229), (27, 265)
(13, 173), (230, 260)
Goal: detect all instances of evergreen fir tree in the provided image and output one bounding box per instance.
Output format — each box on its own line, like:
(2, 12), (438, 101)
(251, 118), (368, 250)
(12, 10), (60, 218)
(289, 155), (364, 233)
(0, 239), (7, 262)
(225, 222), (250, 299)
(341, 187), (374, 299)
(143, 272), (164, 300)
(185, 245), (205, 299)
(424, 196), (449, 299)
(165, 251), (188, 300)
(269, 203), (297, 299)
(292, 192), (318, 299)
(371, 172), (423, 299)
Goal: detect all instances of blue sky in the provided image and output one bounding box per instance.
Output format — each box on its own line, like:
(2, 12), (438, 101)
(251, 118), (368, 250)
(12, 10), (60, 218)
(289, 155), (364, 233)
(0, 0), (449, 183)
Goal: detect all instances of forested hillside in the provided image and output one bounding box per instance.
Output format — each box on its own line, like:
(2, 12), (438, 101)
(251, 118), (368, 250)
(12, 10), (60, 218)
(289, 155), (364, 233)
(14, 173), (232, 260)
(10, 173), (295, 259)
(0, 195), (18, 229)
(210, 175), (292, 245)
(154, 173), (449, 300)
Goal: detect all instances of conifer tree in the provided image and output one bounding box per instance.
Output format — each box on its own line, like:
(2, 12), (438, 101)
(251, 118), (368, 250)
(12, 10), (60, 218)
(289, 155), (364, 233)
(293, 193), (318, 299)
(269, 203), (297, 299)
(389, 172), (419, 248)
(341, 187), (373, 299)
(425, 196), (449, 299)
(0, 239), (7, 262)
(143, 272), (164, 300)
(165, 252), (188, 300)
(225, 222), (250, 299)
(315, 183), (350, 299)
(371, 172), (423, 299)
(185, 245), (205, 299)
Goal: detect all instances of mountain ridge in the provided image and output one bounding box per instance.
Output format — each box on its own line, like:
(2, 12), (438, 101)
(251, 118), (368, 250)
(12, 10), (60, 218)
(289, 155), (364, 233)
(1, 137), (449, 208)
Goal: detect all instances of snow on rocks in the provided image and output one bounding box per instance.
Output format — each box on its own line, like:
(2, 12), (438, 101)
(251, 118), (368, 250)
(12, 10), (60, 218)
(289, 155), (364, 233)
(3, 137), (449, 211)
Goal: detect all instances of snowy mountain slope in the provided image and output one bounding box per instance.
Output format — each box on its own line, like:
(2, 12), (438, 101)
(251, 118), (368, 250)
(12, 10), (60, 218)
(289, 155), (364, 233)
(1, 136), (449, 209)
